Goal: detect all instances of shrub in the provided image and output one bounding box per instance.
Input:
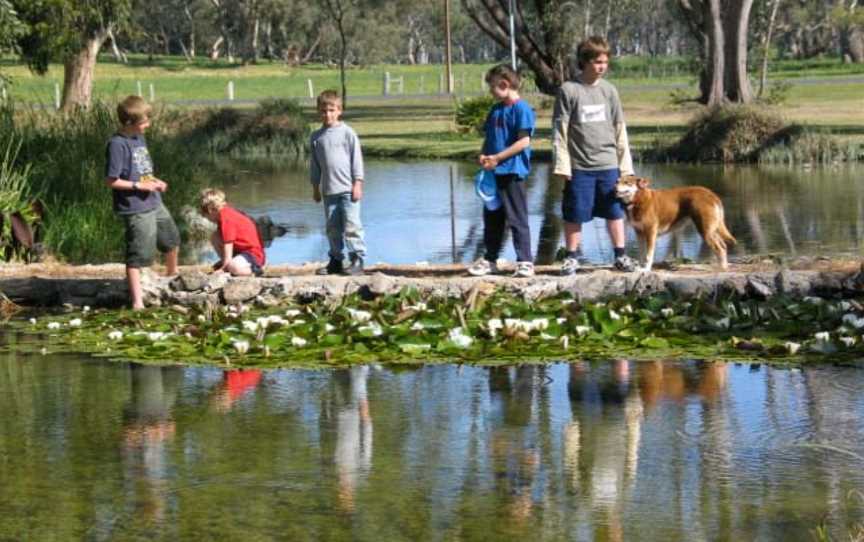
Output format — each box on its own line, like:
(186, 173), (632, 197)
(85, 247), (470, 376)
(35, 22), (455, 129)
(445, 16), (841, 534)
(663, 104), (787, 163)
(454, 95), (495, 134)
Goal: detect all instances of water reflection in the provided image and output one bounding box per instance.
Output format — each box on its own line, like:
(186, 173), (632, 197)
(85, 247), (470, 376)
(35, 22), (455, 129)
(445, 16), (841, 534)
(214, 160), (864, 266)
(3, 351), (864, 540)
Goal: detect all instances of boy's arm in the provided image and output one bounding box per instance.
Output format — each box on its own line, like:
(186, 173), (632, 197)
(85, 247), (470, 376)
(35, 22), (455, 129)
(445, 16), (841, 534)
(349, 130), (364, 202)
(481, 131), (531, 170)
(310, 137), (322, 202)
(552, 87), (572, 178)
(615, 122), (635, 176)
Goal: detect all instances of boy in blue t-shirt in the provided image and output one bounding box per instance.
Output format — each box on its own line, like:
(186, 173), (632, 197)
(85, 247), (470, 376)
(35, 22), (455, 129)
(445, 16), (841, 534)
(468, 64), (536, 278)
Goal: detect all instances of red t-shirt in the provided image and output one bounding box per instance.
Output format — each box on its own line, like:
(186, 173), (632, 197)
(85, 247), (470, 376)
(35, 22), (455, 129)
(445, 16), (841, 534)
(218, 206), (265, 266)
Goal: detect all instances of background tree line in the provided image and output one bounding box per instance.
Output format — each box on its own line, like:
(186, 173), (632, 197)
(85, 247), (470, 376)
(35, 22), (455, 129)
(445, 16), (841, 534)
(0, 0), (862, 110)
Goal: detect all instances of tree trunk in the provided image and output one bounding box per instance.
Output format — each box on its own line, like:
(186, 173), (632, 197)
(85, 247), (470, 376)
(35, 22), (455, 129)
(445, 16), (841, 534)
(210, 36), (224, 60)
(61, 32), (108, 112)
(847, 26), (864, 62)
(106, 29), (127, 64)
(723, 0), (754, 102)
(758, 0), (781, 97)
(705, 0), (726, 105)
(184, 5), (197, 58)
(301, 34), (322, 63)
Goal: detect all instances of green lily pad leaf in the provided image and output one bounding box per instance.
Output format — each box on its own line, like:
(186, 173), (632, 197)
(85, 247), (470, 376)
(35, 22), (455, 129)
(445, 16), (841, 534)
(398, 342), (432, 354)
(640, 336), (669, 349)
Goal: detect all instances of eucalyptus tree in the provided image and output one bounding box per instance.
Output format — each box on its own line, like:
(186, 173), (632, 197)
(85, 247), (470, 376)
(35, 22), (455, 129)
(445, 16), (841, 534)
(12, 0), (132, 111)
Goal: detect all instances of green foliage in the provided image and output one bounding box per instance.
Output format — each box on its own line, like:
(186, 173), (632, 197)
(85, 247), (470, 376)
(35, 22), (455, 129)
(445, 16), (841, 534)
(454, 95), (494, 135)
(11, 290), (864, 367)
(662, 104), (787, 163)
(759, 80), (792, 106)
(758, 127), (864, 165)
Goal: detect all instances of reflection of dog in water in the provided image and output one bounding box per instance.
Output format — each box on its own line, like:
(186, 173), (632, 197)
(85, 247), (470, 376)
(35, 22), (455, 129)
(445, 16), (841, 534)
(614, 175), (736, 271)
(0, 200), (45, 263)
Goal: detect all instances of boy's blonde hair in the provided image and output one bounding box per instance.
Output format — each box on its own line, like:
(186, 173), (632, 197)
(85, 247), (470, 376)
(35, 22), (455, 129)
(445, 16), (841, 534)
(576, 36), (611, 69)
(199, 188), (227, 215)
(317, 90), (342, 110)
(117, 95), (152, 126)
(485, 64), (521, 90)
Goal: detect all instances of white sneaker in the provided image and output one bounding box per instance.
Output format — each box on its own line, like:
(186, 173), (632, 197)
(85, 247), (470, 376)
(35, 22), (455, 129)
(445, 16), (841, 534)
(513, 261), (535, 278)
(467, 258), (497, 276)
(560, 257), (580, 276)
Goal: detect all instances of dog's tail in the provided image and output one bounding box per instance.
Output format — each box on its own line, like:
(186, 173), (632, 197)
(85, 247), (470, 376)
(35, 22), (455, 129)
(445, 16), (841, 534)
(717, 205), (737, 246)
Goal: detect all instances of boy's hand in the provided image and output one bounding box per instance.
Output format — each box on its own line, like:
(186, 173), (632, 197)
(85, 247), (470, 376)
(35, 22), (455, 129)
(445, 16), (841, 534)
(351, 181), (363, 202)
(152, 178), (168, 192)
(313, 185), (322, 203)
(480, 154), (499, 171)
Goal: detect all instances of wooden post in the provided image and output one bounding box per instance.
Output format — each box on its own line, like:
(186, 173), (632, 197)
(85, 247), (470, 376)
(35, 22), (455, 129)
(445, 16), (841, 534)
(383, 72), (390, 96)
(449, 165), (457, 263)
(307, 79), (314, 99)
(444, 0), (453, 94)
(227, 80), (235, 101)
(136, 80), (142, 97)
(439, 73), (444, 95)
(149, 83), (155, 102)
(54, 83), (60, 110)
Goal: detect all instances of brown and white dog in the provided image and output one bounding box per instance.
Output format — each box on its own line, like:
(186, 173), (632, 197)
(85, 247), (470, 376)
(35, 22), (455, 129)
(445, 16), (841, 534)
(614, 175), (736, 271)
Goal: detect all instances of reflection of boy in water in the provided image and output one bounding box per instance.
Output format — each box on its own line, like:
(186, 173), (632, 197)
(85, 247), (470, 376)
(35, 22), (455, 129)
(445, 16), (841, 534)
(565, 360), (643, 542)
(334, 365), (373, 512)
(122, 365), (183, 524)
(488, 366), (543, 526)
(212, 369), (263, 413)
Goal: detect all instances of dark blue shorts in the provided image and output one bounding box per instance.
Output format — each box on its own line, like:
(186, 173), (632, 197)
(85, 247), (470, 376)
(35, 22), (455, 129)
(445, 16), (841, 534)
(561, 168), (624, 223)
(239, 252), (264, 276)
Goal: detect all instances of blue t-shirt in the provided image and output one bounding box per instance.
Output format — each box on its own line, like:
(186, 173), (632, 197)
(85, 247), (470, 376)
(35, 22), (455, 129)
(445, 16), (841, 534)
(483, 99), (535, 178)
(105, 133), (161, 215)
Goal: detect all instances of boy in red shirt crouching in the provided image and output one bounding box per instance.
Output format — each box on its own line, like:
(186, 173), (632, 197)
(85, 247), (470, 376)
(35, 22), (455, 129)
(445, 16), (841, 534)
(199, 188), (266, 276)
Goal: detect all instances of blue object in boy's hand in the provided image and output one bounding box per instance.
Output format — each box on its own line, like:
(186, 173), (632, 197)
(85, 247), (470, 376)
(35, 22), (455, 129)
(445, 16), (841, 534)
(474, 170), (501, 211)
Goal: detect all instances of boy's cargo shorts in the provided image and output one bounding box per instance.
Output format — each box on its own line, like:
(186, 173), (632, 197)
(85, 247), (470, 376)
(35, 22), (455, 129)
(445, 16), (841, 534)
(561, 168), (624, 224)
(123, 203), (180, 267)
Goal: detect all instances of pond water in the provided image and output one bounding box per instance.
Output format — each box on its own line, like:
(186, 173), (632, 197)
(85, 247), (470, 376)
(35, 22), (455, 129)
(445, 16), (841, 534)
(209, 160), (864, 267)
(2, 348), (864, 540)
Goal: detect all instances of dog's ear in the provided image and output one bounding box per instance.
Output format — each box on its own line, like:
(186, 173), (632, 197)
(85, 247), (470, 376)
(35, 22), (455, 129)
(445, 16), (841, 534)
(636, 177), (650, 189)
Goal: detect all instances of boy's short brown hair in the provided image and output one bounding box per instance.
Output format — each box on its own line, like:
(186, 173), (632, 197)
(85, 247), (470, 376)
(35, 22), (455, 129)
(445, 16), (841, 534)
(576, 36), (611, 69)
(317, 90), (342, 110)
(199, 188), (227, 215)
(485, 64), (521, 90)
(117, 95), (152, 126)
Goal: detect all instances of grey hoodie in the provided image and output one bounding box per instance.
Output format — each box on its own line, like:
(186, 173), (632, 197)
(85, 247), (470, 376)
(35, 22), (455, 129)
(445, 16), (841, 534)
(310, 122), (365, 196)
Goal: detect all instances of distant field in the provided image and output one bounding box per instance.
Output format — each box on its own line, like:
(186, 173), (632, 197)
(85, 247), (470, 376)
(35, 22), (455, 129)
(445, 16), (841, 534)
(2, 54), (863, 105)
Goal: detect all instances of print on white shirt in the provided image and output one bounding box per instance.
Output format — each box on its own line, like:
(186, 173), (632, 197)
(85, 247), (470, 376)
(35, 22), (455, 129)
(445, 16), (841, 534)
(579, 104), (607, 124)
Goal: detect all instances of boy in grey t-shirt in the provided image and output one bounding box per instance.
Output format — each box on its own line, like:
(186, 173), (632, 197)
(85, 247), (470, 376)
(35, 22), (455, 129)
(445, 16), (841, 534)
(310, 90), (366, 276)
(552, 36), (636, 274)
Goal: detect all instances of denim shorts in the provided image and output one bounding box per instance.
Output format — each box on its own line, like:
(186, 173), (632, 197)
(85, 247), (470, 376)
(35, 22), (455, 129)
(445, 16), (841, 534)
(122, 203), (180, 267)
(561, 168), (624, 223)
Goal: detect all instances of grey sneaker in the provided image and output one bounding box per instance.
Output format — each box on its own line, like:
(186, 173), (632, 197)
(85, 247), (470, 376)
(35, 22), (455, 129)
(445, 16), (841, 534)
(560, 257), (580, 276)
(614, 254), (637, 272)
(468, 258), (497, 276)
(513, 261), (535, 278)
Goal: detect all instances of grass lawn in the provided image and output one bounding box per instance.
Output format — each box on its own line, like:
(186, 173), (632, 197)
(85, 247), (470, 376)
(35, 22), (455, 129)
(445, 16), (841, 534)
(2, 55), (862, 159)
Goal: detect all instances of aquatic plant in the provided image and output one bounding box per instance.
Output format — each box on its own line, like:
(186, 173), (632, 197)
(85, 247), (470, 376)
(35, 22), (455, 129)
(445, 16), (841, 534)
(8, 289), (864, 368)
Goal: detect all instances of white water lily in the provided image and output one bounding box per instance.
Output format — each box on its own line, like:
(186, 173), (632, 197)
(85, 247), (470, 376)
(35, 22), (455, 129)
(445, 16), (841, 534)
(540, 333), (556, 341)
(406, 302), (428, 312)
(47, 322), (61, 330)
(107, 330), (123, 341)
(814, 331), (830, 342)
(503, 318), (549, 333)
(358, 322), (383, 336)
(561, 299), (575, 306)
(325, 323), (336, 332)
(347, 308), (373, 323)
(448, 327), (473, 348)
(784, 342), (801, 355)
(842, 313), (864, 329)
(291, 336), (308, 347)
(242, 320), (260, 333)
(68, 318), (82, 327)
(410, 321), (425, 331)
(227, 312), (239, 319)
(28, 317), (36, 325)
(148, 331), (170, 342)
(232, 340), (250, 354)
(557, 317), (567, 324)
(487, 318), (503, 337)
(840, 336), (857, 347)
(284, 309), (302, 318)
(803, 296), (824, 305)
(197, 314), (207, 323)
(83, 306), (91, 313)
(575, 325), (591, 336)
(660, 308), (674, 318)
(560, 335), (570, 349)
(621, 304), (633, 314)
(609, 310), (621, 321)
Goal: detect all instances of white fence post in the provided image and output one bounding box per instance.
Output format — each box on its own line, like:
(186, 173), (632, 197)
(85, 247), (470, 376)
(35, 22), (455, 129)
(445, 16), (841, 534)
(149, 83), (155, 102)
(439, 73), (444, 95)
(54, 83), (61, 110)
(383, 72), (390, 96)
(307, 79), (314, 99)
(227, 80), (235, 101)
(136, 80), (142, 97)
(419, 75), (425, 94)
